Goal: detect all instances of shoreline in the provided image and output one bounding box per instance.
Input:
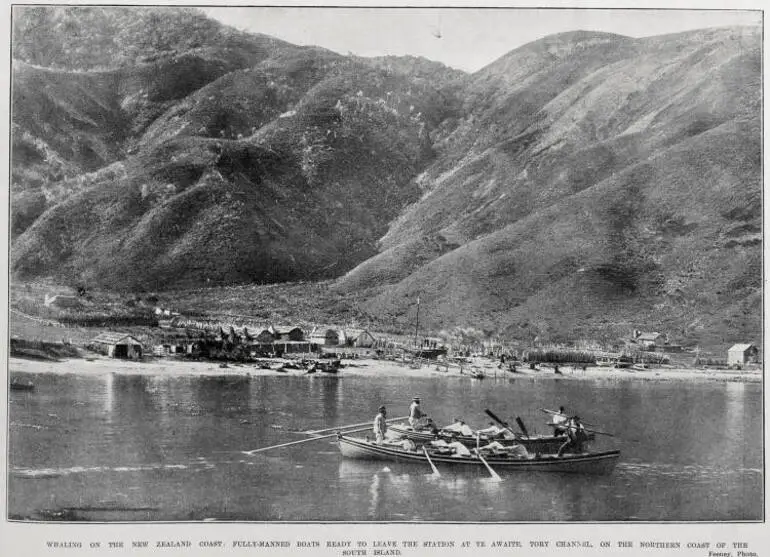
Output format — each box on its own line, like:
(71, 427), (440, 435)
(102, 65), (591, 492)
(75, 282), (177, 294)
(8, 356), (762, 384)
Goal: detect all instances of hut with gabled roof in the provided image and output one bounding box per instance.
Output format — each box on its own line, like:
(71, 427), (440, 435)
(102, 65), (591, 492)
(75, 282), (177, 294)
(728, 343), (759, 366)
(89, 332), (143, 359)
(269, 325), (305, 342)
(345, 328), (377, 348)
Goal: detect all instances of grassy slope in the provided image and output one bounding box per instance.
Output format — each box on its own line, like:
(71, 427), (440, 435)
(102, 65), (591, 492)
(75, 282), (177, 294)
(335, 27), (761, 348)
(12, 50), (458, 289)
(373, 27), (758, 252)
(351, 117), (760, 348)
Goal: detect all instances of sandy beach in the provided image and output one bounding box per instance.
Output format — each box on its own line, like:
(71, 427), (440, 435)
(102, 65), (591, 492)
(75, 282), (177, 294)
(8, 355), (762, 383)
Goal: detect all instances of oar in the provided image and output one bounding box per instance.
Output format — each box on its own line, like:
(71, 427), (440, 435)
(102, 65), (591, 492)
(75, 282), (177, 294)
(542, 409), (639, 442)
(423, 447), (441, 477)
(484, 409), (517, 437)
(243, 425), (371, 455)
(546, 422), (615, 438)
(475, 450), (502, 482)
(515, 417), (530, 439)
(304, 416), (408, 435)
(539, 408), (597, 428)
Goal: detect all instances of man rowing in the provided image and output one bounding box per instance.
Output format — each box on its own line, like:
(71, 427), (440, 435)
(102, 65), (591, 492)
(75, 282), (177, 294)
(476, 422), (503, 437)
(440, 418), (474, 437)
(477, 439), (529, 458)
(476, 422), (516, 440)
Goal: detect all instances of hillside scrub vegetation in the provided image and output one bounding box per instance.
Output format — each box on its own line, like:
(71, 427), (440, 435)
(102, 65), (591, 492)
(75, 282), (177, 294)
(10, 8), (761, 348)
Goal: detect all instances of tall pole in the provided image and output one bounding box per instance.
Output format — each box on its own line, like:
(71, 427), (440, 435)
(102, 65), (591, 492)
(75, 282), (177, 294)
(413, 295), (420, 349)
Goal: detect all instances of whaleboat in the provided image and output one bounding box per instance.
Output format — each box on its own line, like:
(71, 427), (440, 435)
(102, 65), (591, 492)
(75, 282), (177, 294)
(337, 434), (619, 475)
(387, 423), (594, 453)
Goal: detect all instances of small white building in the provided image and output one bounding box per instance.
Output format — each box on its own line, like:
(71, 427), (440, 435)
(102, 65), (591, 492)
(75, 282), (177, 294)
(309, 327), (345, 346)
(633, 331), (666, 349)
(346, 329), (377, 348)
(727, 344), (759, 366)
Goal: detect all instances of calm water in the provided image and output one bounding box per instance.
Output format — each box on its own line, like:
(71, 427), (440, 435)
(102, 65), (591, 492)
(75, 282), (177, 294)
(8, 370), (763, 521)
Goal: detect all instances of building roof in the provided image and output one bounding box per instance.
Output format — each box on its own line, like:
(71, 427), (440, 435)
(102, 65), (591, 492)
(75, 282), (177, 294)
(272, 340), (312, 345)
(47, 294), (79, 301)
(45, 294), (81, 306)
(637, 332), (663, 341)
(728, 343), (756, 352)
(91, 332), (142, 345)
(269, 325), (304, 335)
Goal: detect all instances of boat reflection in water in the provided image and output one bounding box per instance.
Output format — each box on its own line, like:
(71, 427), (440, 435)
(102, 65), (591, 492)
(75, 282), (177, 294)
(9, 371), (762, 521)
(339, 459), (474, 521)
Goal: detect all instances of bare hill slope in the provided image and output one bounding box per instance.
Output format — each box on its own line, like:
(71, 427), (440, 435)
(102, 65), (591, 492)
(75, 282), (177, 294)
(12, 49), (458, 288)
(335, 27), (761, 345)
(10, 10), (761, 346)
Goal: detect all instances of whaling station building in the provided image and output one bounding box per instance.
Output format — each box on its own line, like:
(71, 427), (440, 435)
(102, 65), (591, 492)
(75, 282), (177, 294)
(88, 332), (143, 359)
(143, 322), (383, 360)
(727, 343), (759, 367)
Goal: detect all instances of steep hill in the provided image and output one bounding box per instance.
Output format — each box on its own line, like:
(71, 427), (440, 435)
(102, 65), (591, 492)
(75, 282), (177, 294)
(12, 6), (287, 71)
(12, 35), (461, 288)
(335, 27), (761, 345)
(11, 7), (307, 236)
(10, 10), (762, 347)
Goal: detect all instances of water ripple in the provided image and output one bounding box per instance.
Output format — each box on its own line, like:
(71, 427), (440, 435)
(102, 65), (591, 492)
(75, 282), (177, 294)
(13, 463), (192, 478)
(617, 461), (762, 479)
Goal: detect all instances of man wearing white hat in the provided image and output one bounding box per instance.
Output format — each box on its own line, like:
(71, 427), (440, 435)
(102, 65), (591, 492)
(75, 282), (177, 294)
(408, 396), (424, 428)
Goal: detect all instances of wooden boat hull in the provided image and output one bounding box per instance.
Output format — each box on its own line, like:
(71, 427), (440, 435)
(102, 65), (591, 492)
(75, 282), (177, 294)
(10, 375), (35, 391)
(338, 435), (619, 474)
(388, 423), (593, 453)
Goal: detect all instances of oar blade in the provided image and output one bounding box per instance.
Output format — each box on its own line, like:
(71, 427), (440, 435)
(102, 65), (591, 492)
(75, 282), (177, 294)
(515, 416), (530, 438)
(423, 447), (441, 477)
(484, 408), (508, 427)
(476, 451), (502, 482)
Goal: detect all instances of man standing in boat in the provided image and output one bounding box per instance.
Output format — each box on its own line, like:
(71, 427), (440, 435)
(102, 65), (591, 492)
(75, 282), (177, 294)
(552, 406), (569, 436)
(557, 416), (587, 456)
(408, 396), (424, 428)
(374, 405), (388, 444)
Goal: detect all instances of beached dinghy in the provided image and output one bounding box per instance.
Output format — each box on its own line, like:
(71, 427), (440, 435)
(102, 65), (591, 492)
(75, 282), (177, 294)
(10, 378), (35, 391)
(337, 434), (619, 475)
(387, 423), (594, 454)
(468, 367), (485, 379)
